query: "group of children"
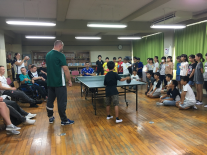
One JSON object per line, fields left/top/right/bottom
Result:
{"left": 146, "top": 53, "right": 207, "bottom": 110}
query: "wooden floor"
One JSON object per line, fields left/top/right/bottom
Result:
{"left": 1, "top": 84, "right": 207, "bottom": 155}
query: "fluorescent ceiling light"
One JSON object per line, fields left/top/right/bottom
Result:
{"left": 6, "top": 20, "right": 56, "bottom": 26}
{"left": 150, "top": 24, "right": 186, "bottom": 29}
{"left": 25, "top": 35, "right": 56, "bottom": 39}
{"left": 75, "top": 36, "right": 101, "bottom": 40}
{"left": 142, "top": 32, "right": 161, "bottom": 38}
{"left": 87, "top": 22, "right": 127, "bottom": 28}
{"left": 187, "top": 20, "right": 207, "bottom": 27}
{"left": 118, "top": 37, "right": 141, "bottom": 40}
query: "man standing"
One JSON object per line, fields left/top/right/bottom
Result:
{"left": 137, "top": 57, "right": 143, "bottom": 81}
{"left": 96, "top": 55, "right": 104, "bottom": 75}
{"left": 46, "top": 40, "right": 74, "bottom": 125}
{"left": 118, "top": 57, "right": 123, "bottom": 74}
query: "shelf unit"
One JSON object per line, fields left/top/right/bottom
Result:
{"left": 32, "top": 51, "right": 96, "bottom": 71}
{"left": 7, "top": 63, "right": 13, "bottom": 80}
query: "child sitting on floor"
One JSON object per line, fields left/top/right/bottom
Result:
{"left": 161, "top": 74, "right": 172, "bottom": 94}
{"left": 157, "top": 80, "right": 180, "bottom": 106}
{"left": 147, "top": 72, "right": 162, "bottom": 98}
{"left": 129, "top": 70, "right": 139, "bottom": 90}
{"left": 104, "top": 61, "right": 130, "bottom": 123}
{"left": 145, "top": 72, "right": 154, "bottom": 95}
{"left": 176, "top": 76, "right": 197, "bottom": 110}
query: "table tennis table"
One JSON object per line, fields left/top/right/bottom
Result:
{"left": 76, "top": 75, "right": 146, "bottom": 115}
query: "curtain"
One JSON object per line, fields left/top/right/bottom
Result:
{"left": 174, "top": 22, "right": 207, "bottom": 58}
{"left": 133, "top": 33, "right": 164, "bottom": 65}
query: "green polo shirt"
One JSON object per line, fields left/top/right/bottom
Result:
{"left": 46, "top": 50, "right": 67, "bottom": 87}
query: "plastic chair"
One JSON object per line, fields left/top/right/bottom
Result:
{"left": 71, "top": 71, "right": 80, "bottom": 82}
{"left": 6, "top": 78, "right": 12, "bottom": 85}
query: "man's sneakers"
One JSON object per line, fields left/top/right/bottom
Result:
{"left": 7, "top": 130, "right": 20, "bottom": 135}
{"left": 6, "top": 124, "right": 21, "bottom": 131}
{"left": 49, "top": 116, "right": 55, "bottom": 124}
{"left": 61, "top": 119, "right": 74, "bottom": 126}
{"left": 116, "top": 119, "right": 123, "bottom": 123}
{"left": 26, "top": 113, "right": 37, "bottom": 119}
{"left": 196, "top": 100, "right": 203, "bottom": 105}
{"left": 24, "top": 118, "right": 36, "bottom": 125}
{"left": 106, "top": 115, "right": 113, "bottom": 120}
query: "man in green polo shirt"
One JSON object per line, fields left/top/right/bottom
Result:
{"left": 46, "top": 40, "right": 74, "bottom": 125}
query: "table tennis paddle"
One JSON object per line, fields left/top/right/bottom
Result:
{"left": 126, "top": 78, "right": 131, "bottom": 84}
{"left": 106, "top": 69, "right": 109, "bottom": 72}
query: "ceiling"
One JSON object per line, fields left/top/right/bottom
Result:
{"left": 0, "top": 0, "right": 207, "bottom": 44}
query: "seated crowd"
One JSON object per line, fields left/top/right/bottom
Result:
{"left": 0, "top": 54, "right": 48, "bottom": 135}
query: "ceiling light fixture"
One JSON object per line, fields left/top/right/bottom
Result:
{"left": 150, "top": 24, "right": 186, "bottom": 29}
{"left": 187, "top": 20, "right": 207, "bottom": 27}
{"left": 87, "top": 22, "right": 127, "bottom": 28}
{"left": 75, "top": 36, "right": 101, "bottom": 40}
{"left": 6, "top": 20, "right": 56, "bottom": 26}
{"left": 142, "top": 32, "right": 161, "bottom": 38}
{"left": 118, "top": 37, "right": 141, "bottom": 40}
{"left": 25, "top": 35, "right": 56, "bottom": 39}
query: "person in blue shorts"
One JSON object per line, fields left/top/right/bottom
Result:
{"left": 176, "top": 56, "right": 181, "bottom": 92}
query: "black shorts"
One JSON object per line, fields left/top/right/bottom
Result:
{"left": 137, "top": 72, "right": 142, "bottom": 78}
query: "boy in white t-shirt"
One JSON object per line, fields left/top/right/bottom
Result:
{"left": 161, "top": 74, "right": 172, "bottom": 94}
{"left": 176, "top": 76, "right": 197, "bottom": 110}
{"left": 121, "top": 58, "right": 131, "bottom": 75}
{"left": 129, "top": 70, "right": 139, "bottom": 90}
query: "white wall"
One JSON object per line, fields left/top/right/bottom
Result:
{"left": 0, "top": 30, "right": 7, "bottom": 77}
{"left": 22, "top": 45, "right": 131, "bottom": 62}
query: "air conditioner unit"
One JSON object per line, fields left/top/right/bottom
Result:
{"left": 152, "top": 11, "right": 192, "bottom": 25}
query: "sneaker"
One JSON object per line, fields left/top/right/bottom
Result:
{"left": 61, "top": 119, "right": 74, "bottom": 125}
{"left": 6, "top": 125, "right": 21, "bottom": 131}
{"left": 7, "top": 130, "right": 20, "bottom": 135}
{"left": 116, "top": 119, "right": 123, "bottom": 123}
{"left": 35, "top": 100, "right": 42, "bottom": 104}
{"left": 106, "top": 116, "right": 113, "bottom": 120}
{"left": 49, "top": 116, "right": 55, "bottom": 124}
{"left": 26, "top": 113, "right": 37, "bottom": 119}
{"left": 24, "top": 118, "right": 36, "bottom": 125}
{"left": 30, "top": 104, "right": 38, "bottom": 108}
{"left": 204, "top": 105, "right": 207, "bottom": 108}
{"left": 193, "top": 105, "right": 198, "bottom": 109}
{"left": 196, "top": 102, "right": 203, "bottom": 105}
{"left": 156, "top": 102, "right": 164, "bottom": 106}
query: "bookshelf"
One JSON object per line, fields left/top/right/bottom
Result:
{"left": 31, "top": 51, "right": 96, "bottom": 71}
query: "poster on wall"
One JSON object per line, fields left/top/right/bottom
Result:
{"left": 164, "top": 46, "right": 172, "bottom": 57}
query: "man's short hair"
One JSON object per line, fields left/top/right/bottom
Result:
{"left": 172, "top": 80, "right": 178, "bottom": 87}
{"left": 21, "top": 67, "right": 25, "bottom": 70}
{"left": 0, "top": 65, "right": 4, "bottom": 68}
{"left": 147, "top": 71, "right": 152, "bottom": 76}
{"left": 154, "top": 72, "right": 160, "bottom": 77}
{"left": 98, "top": 55, "right": 102, "bottom": 58}
{"left": 54, "top": 40, "right": 63, "bottom": 46}
{"left": 118, "top": 57, "right": 122, "bottom": 59}
{"left": 125, "top": 57, "right": 130, "bottom": 61}
{"left": 105, "top": 57, "right": 109, "bottom": 60}
{"left": 133, "top": 56, "right": 137, "bottom": 59}
{"left": 29, "top": 64, "right": 32, "bottom": 66}
{"left": 137, "top": 57, "right": 140, "bottom": 60}
{"left": 181, "top": 76, "right": 189, "bottom": 83}
{"left": 166, "top": 74, "right": 173, "bottom": 79}
{"left": 85, "top": 62, "right": 89, "bottom": 64}
{"left": 107, "top": 61, "right": 115, "bottom": 70}
{"left": 113, "top": 57, "right": 116, "bottom": 60}
{"left": 31, "top": 65, "right": 37, "bottom": 68}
